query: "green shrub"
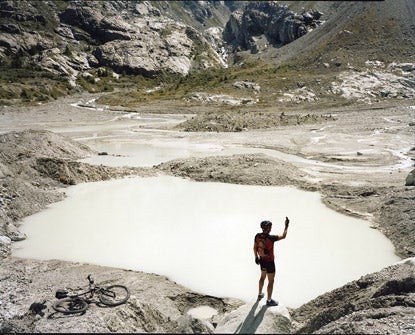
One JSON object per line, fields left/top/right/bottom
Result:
{"left": 20, "top": 88, "right": 34, "bottom": 101}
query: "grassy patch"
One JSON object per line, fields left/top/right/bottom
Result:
{"left": 96, "top": 54, "right": 340, "bottom": 109}
{"left": 0, "top": 65, "right": 72, "bottom": 105}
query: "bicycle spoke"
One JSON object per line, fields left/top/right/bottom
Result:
{"left": 52, "top": 298, "right": 88, "bottom": 314}
{"left": 98, "top": 285, "right": 130, "bottom": 306}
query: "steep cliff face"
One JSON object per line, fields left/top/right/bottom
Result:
{"left": 223, "top": 1, "right": 323, "bottom": 53}
{"left": 0, "top": 0, "right": 231, "bottom": 80}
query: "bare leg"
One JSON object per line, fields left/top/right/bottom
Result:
{"left": 258, "top": 270, "right": 267, "bottom": 295}
{"left": 266, "top": 272, "right": 275, "bottom": 301}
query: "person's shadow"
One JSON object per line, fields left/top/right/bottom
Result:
{"left": 234, "top": 300, "right": 268, "bottom": 334}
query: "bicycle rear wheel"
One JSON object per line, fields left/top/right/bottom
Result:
{"left": 52, "top": 297, "right": 88, "bottom": 314}
{"left": 99, "top": 285, "right": 130, "bottom": 306}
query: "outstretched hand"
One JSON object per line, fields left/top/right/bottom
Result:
{"left": 285, "top": 216, "right": 289, "bottom": 228}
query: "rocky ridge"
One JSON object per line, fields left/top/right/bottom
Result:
{"left": 177, "top": 110, "right": 336, "bottom": 132}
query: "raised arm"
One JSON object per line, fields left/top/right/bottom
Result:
{"left": 279, "top": 217, "right": 289, "bottom": 240}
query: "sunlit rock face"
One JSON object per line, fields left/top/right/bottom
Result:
{"left": 0, "top": 0, "right": 230, "bottom": 78}
{"left": 0, "top": 1, "right": 323, "bottom": 78}
{"left": 57, "top": 1, "right": 224, "bottom": 76}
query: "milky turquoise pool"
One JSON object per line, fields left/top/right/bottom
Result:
{"left": 13, "top": 175, "right": 400, "bottom": 308}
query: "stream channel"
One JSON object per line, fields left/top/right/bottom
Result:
{"left": 13, "top": 104, "right": 401, "bottom": 308}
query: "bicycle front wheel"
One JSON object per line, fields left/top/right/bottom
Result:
{"left": 52, "top": 298, "right": 88, "bottom": 314}
{"left": 99, "top": 285, "right": 130, "bottom": 306}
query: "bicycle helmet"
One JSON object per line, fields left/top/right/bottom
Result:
{"left": 260, "top": 220, "right": 272, "bottom": 229}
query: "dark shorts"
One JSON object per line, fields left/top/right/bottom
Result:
{"left": 259, "top": 259, "right": 275, "bottom": 273}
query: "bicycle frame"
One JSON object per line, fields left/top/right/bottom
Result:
{"left": 56, "top": 275, "right": 99, "bottom": 301}
{"left": 53, "top": 274, "right": 130, "bottom": 314}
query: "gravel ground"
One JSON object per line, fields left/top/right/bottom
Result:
{"left": 0, "top": 94, "right": 414, "bottom": 333}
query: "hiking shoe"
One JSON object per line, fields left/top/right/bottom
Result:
{"left": 266, "top": 299, "right": 279, "bottom": 306}
{"left": 257, "top": 293, "right": 264, "bottom": 300}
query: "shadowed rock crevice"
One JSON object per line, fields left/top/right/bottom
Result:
{"left": 224, "top": 1, "right": 323, "bottom": 53}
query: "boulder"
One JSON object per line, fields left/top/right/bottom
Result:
{"left": 0, "top": 162, "right": 11, "bottom": 179}
{"left": 214, "top": 302, "right": 291, "bottom": 334}
{"left": 233, "top": 81, "right": 261, "bottom": 92}
{"left": 405, "top": 169, "right": 415, "bottom": 186}
{"left": 5, "top": 223, "right": 26, "bottom": 241}
{"left": 177, "top": 314, "right": 214, "bottom": 333}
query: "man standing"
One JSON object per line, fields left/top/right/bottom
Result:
{"left": 253, "top": 217, "right": 289, "bottom": 306}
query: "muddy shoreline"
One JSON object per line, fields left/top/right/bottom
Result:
{"left": 0, "top": 94, "right": 414, "bottom": 333}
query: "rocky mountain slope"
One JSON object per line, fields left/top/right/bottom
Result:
{"left": 231, "top": 0, "right": 415, "bottom": 68}
{"left": 0, "top": 0, "right": 326, "bottom": 80}
{"left": 1, "top": 0, "right": 413, "bottom": 107}
{"left": 0, "top": 0, "right": 239, "bottom": 79}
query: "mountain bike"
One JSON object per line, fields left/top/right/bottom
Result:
{"left": 52, "top": 274, "right": 130, "bottom": 314}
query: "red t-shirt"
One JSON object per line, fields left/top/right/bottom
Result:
{"left": 254, "top": 233, "right": 280, "bottom": 261}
